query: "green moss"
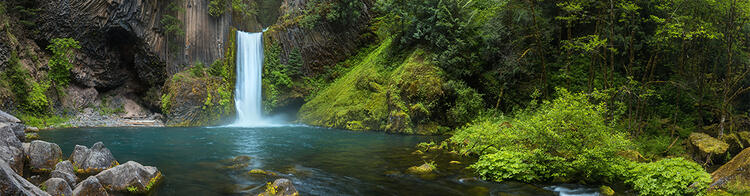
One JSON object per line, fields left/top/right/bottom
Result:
{"left": 161, "top": 29, "right": 236, "bottom": 127}
{"left": 298, "top": 39, "right": 393, "bottom": 129}
{"left": 690, "top": 132, "right": 729, "bottom": 154}
{"left": 600, "top": 186, "right": 615, "bottom": 196}
{"left": 18, "top": 114, "right": 69, "bottom": 129}
{"left": 298, "top": 39, "right": 446, "bottom": 134}
{"left": 406, "top": 162, "right": 436, "bottom": 175}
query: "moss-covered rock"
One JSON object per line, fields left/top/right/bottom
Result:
{"left": 690, "top": 132, "right": 729, "bottom": 154}
{"left": 711, "top": 147, "right": 750, "bottom": 194}
{"left": 599, "top": 185, "right": 615, "bottom": 196}
{"left": 161, "top": 30, "right": 237, "bottom": 127}
{"left": 406, "top": 163, "right": 435, "bottom": 175}
{"left": 297, "top": 39, "right": 448, "bottom": 134}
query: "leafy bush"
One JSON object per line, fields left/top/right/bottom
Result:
{"left": 627, "top": 158, "right": 711, "bottom": 196}
{"left": 47, "top": 38, "right": 80, "bottom": 93}
{"left": 452, "top": 88, "right": 633, "bottom": 183}
{"left": 300, "top": 0, "right": 362, "bottom": 29}
{"left": 445, "top": 81, "right": 483, "bottom": 126}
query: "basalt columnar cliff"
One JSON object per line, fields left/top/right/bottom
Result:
{"left": 0, "top": 0, "right": 374, "bottom": 127}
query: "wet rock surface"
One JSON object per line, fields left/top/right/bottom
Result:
{"left": 0, "top": 159, "right": 49, "bottom": 196}
{"left": 257, "top": 178, "right": 299, "bottom": 196}
{"left": 28, "top": 140, "right": 63, "bottom": 172}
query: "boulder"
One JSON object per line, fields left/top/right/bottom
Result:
{"left": 95, "top": 161, "right": 162, "bottom": 193}
{"left": 0, "top": 110, "right": 21, "bottom": 123}
{"left": 8, "top": 123, "right": 25, "bottom": 142}
{"left": 69, "top": 145, "right": 90, "bottom": 168}
{"left": 69, "top": 142, "right": 118, "bottom": 174}
{"left": 28, "top": 140, "right": 63, "bottom": 172}
{"left": 0, "top": 122, "right": 24, "bottom": 175}
{"left": 711, "top": 147, "right": 750, "bottom": 193}
{"left": 0, "top": 159, "right": 49, "bottom": 196}
{"left": 257, "top": 178, "right": 298, "bottom": 196}
{"left": 72, "top": 176, "right": 108, "bottom": 196}
{"left": 25, "top": 126, "right": 40, "bottom": 132}
{"left": 50, "top": 161, "right": 78, "bottom": 188}
{"left": 42, "top": 178, "right": 73, "bottom": 196}
{"left": 690, "top": 132, "right": 729, "bottom": 154}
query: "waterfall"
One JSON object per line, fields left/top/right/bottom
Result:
{"left": 232, "top": 31, "right": 264, "bottom": 126}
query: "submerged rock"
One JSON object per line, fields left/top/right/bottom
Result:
{"left": 50, "top": 161, "right": 78, "bottom": 188}
{"left": 711, "top": 147, "right": 750, "bottom": 193}
{"left": 72, "top": 176, "right": 108, "bottom": 196}
{"left": 69, "top": 142, "right": 118, "bottom": 174}
{"left": 222, "top": 155, "right": 252, "bottom": 170}
{"left": 95, "top": 161, "right": 162, "bottom": 193}
{"left": 248, "top": 169, "right": 278, "bottom": 176}
{"left": 28, "top": 140, "right": 63, "bottom": 172}
{"left": 43, "top": 178, "right": 73, "bottom": 196}
{"left": 257, "top": 178, "right": 298, "bottom": 196}
{"left": 0, "top": 159, "right": 49, "bottom": 196}
{"left": 0, "top": 122, "right": 24, "bottom": 175}
{"left": 690, "top": 132, "right": 729, "bottom": 154}
{"left": 406, "top": 163, "right": 435, "bottom": 175}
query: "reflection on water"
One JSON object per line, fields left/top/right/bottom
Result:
{"left": 40, "top": 126, "right": 601, "bottom": 196}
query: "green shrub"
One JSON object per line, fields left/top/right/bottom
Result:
{"left": 445, "top": 81, "right": 483, "bottom": 126}
{"left": 208, "top": 0, "right": 227, "bottom": 17}
{"left": 453, "top": 88, "right": 632, "bottom": 183}
{"left": 24, "top": 81, "right": 50, "bottom": 113}
{"left": 47, "top": 38, "right": 81, "bottom": 93}
{"left": 471, "top": 149, "right": 560, "bottom": 182}
{"left": 627, "top": 158, "right": 711, "bottom": 196}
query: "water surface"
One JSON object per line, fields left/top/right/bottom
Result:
{"left": 40, "top": 126, "right": 598, "bottom": 195}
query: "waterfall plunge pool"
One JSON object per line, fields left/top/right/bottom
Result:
{"left": 39, "top": 126, "right": 603, "bottom": 195}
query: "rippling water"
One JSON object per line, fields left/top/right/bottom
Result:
{"left": 39, "top": 126, "right": 601, "bottom": 196}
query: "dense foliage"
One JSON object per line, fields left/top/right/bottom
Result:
{"left": 46, "top": 38, "right": 80, "bottom": 93}
{"left": 626, "top": 158, "right": 712, "bottom": 196}
{"left": 454, "top": 89, "right": 632, "bottom": 183}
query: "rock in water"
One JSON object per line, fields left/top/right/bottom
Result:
{"left": 711, "top": 147, "right": 750, "bottom": 192}
{"left": 28, "top": 140, "right": 63, "bottom": 172}
{"left": 406, "top": 163, "right": 435, "bottom": 175}
{"left": 43, "top": 178, "right": 73, "bottom": 196}
{"left": 95, "top": 161, "right": 162, "bottom": 193}
{"left": 0, "top": 122, "right": 24, "bottom": 175}
{"left": 72, "top": 176, "right": 108, "bottom": 196}
{"left": 0, "top": 159, "right": 49, "bottom": 196}
{"left": 257, "top": 178, "right": 299, "bottom": 196}
{"left": 69, "top": 142, "right": 118, "bottom": 174}
{"left": 50, "top": 161, "right": 78, "bottom": 188}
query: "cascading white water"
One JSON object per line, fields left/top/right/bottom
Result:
{"left": 232, "top": 31, "right": 264, "bottom": 126}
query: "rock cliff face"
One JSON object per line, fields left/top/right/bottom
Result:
{"left": 1, "top": 0, "right": 280, "bottom": 125}
{"left": 265, "top": 0, "right": 375, "bottom": 74}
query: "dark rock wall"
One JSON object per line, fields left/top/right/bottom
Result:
{"left": 28, "top": 0, "right": 273, "bottom": 114}
{"left": 265, "top": 0, "right": 375, "bottom": 75}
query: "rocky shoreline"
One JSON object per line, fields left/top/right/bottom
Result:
{"left": 0, "top": 111, "right": 163, "bottom": 195}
